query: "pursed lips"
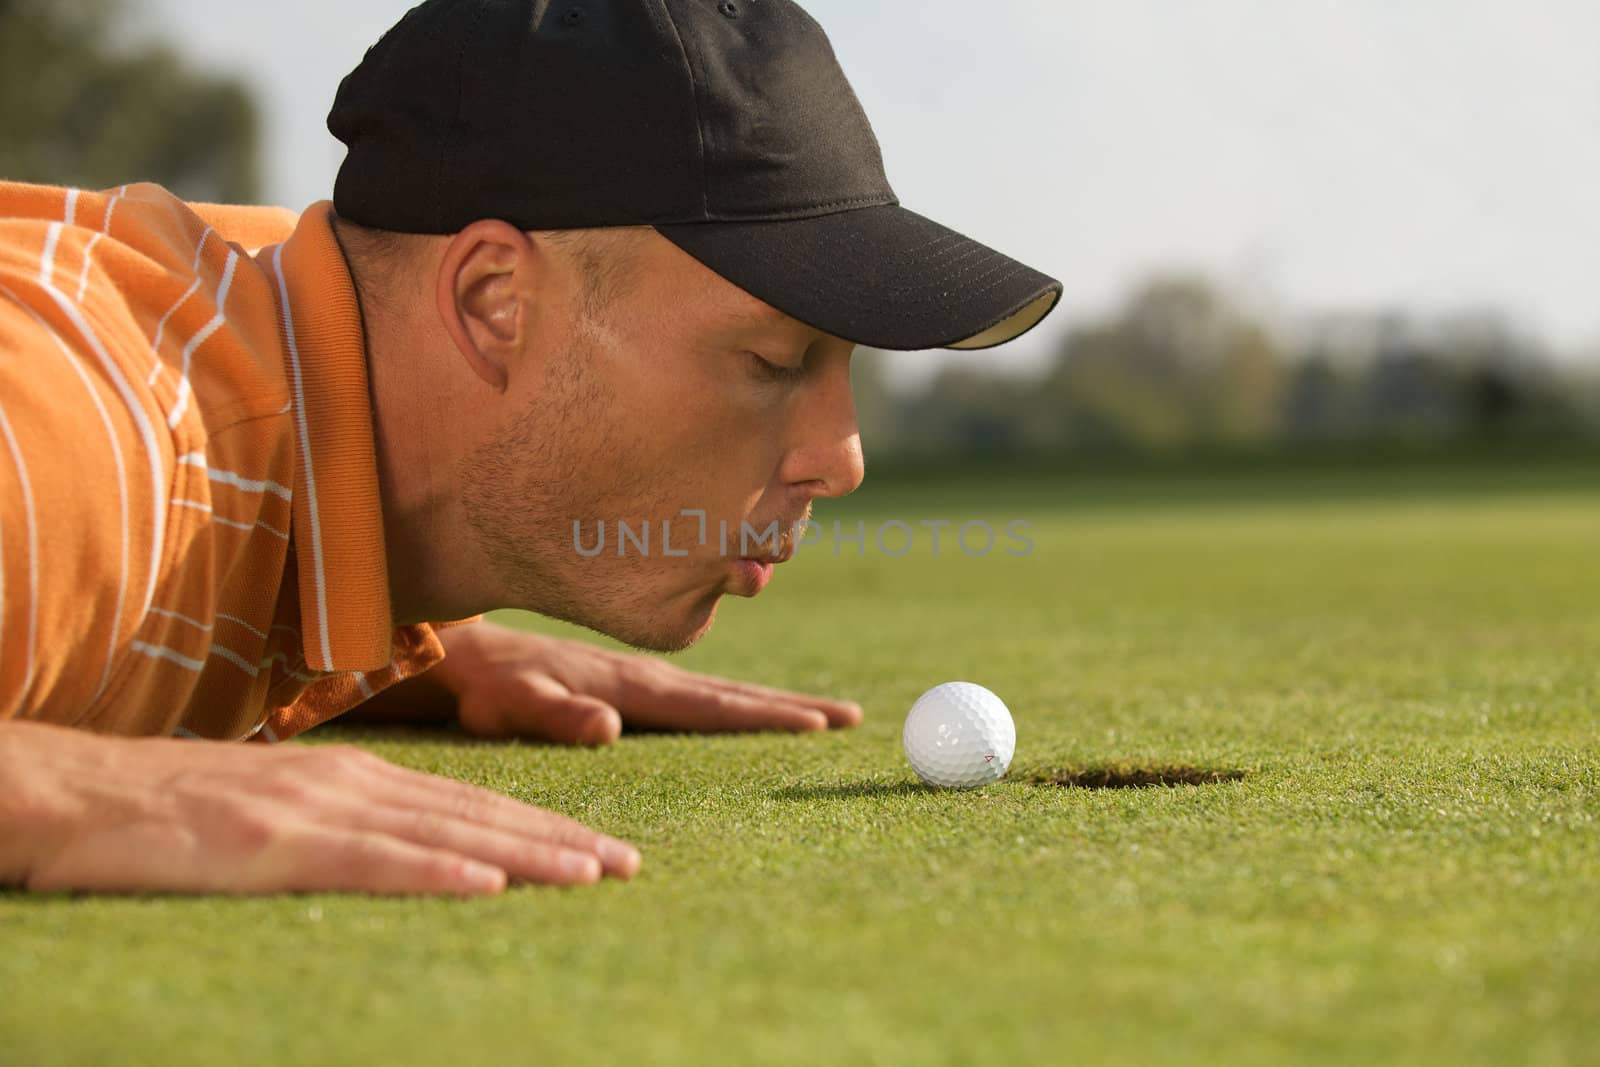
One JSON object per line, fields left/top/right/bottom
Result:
{"left": 736, "top": 512, "right": 808, "bottom": 565}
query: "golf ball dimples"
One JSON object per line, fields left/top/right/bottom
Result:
{"left": 902, "top": 682, "right": 1016, "bottom": 789}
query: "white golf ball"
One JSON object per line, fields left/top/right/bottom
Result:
{"left": 902, "top": 682, "right": 1016, "bottom": 789}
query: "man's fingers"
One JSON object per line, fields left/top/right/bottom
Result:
{"left": 349, "top": 754, "right": 641, "bottom": 879}
{"left": 514, "top": 680, "right": 624, "bottom": 747}
{"left": 458, "top": 676, "right": 623, "bottom": 746}
{"left": 699, "top": 674, "right": 864, "bottom": 728}
{"left": 24, "top": 819, "right": 511, "bottom": 898}
{"left": 622, "top": 677, "right": 830, "bottom": 734}
{"left": 334, "top": 807, "right": 605, "bottom": 886}
{"left": 619, "top": 662, "right": 856, "bottom": 731}
{"left": 267, "top": 824, "right": 510, "bottom": 897}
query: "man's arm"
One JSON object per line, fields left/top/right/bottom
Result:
{"left": 0, "top": 719, "right": 639, "bottom": 894}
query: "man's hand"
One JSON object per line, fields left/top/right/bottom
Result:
{"left": 415, "top": 622, "right": 864, "bottom": 745}
{"left": 0, "top": 720, "right": 639, "bottom": 895}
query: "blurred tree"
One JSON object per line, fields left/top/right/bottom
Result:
{"left": 0, "top": 0, "right": 261, "bottom": 202}
{"left": 1282, "top": 351, "right": 1366, "bottom": 443}
{"left": 1573, "top": 365, "right": 1600, "bottom": 436}
{"left": 1434, "top": 312, "right": 1574, "bottom": 439}
{"left": 1294, "top": 310, "right": 1582, "bottom": 445}
{"left": 850, "top": 349, "right": 901, "bottom": 458}
{"left": 1042, "top": 277, "right": 1288, "bottom": 453}
{"left": 1364, "top": 319, "right": 1459, "bottom": 442}
{"left": 850, "top": 289, "right": 1595, "bottom": 462}
{"left": 903, "top": 367, "right": 1034, "bottom": 457}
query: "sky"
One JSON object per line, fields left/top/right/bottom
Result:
{"left": 136, "top": 0, "right": 1600, "bottom": 382}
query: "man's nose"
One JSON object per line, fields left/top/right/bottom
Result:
{"left": 780, "top": 348, "right": 865, "bottom": 500}
{"left": 808, "top": 429, "right": 865, "bottom": 501}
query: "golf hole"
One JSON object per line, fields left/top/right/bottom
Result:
{"left": 1025, "top": 762, "right": 1247, "bottom": 790}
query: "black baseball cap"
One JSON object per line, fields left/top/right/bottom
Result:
{"left": 328, "top": 0, "right": 1061, "bottom": 352}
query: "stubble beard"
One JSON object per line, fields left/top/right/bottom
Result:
{"left": 457, "top": 342, "right": 719, "bottom": 654}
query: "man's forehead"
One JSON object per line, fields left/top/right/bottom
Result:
{"left": 639, "top": 230, "right": 806, "bottom": 332}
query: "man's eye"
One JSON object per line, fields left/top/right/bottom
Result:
{"left": 747, "top": 352, "right": 807, "bottom": 383}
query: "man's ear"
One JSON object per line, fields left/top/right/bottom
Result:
{"left": 436, "top": 219, "right": 539, "bottom": 391}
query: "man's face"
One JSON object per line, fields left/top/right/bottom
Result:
{"left": 460, "top": 230, "right": 865, "bottom": 651}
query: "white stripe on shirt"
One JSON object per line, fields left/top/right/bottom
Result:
{"left": 74, "top": 233, "right": 103, "bottom": 304}
{"left": 75, "top": 186, "right": 127, "bottom": 305}
{"left": 217, "top": 613, "right": 268, "bottom": 640}
{"left": 180, "top": 452, "right": 293, "bottom": 501}
{"left": 171, "top": 496, "right": 289, "bottom": 540}
{"left": 150, "top": 608, "right": 270, "bottom": 642}
{"left": 131, "top": 640, "right": 205, "bottom": 672}
{"left": 210, "top": 644, "right": 260, "bottom": 677}
{"left": 271, "top": 244, "right": 334, "bottom": 667}
{"left": 149, "top": 227, "right": 213, "bottom": 385}
{"left": 39, "top": 224, "right": 61, "bottom": 288}
{"left": 168, "top": 249, "right": 239, "bottom": 429}
{"left": 212, "top": 513, "right": 289, "bottom": 540}
{"left": 149, "top": 606, "right": 212, "bottom": 632}
{"left": 132, "top": 639, "right": 261, "bottom": 678}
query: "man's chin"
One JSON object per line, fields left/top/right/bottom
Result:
{"left": 595, "top": 594, "right": 722, "bottom": 654}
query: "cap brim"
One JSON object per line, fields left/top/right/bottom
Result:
{"left": 655, "top": 205, "right": 1061, "bottom": 352}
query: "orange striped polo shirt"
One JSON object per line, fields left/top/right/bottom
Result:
{"left": 0, "top": 180, "right": 459, "bottom": 741}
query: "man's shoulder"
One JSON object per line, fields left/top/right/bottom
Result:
{"left": 0, "top": 180, "right": 300, "bottom": 260}
{"left": 184, "top": 200, "right": 299, "bottom": 256}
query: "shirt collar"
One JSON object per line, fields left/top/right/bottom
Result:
{"left": 268, "top": 201, "right": 396, "bottom": 672}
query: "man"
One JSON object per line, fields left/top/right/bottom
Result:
{"left": 0, "top": 0, "right": 1060, "bottom": 895}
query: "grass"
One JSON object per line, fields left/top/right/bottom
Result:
{"left": 3, "top": 459, "right": 1598, "bottom": 1065}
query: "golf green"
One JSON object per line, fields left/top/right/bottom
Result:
{"left": 4, "top": 460, "right": 1597, "bottom": 1065}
